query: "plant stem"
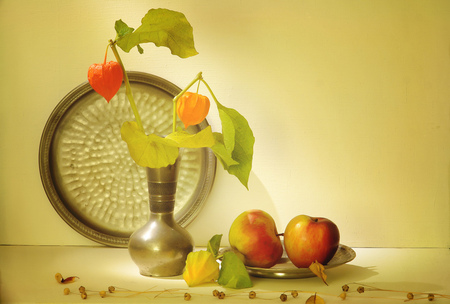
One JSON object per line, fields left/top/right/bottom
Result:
{"left": 109, "top": 40, "right": 144, "bottom": 133}
{"left": 200, "top": 78, "right": 222, "bottom": 107}
{"left": 172, "top": 71, "right": 203, "bottom": 133}
{"left": 103, "top": 44, "right": 109, "bottom": 65}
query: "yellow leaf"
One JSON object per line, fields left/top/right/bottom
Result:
{"left": 165, "top": 126, "right": 215, "bottom": 148}
{"left": 309, "top": 261, "right": 328, "bottom": 285}
{"left": 120, "top": 121, "right": 179, "bottom": 168}
{"left": 305, "top": 293, "right": 325, "bottom": 304}
{"left": 183, "top": 251, "right": 219, "bottom": 287}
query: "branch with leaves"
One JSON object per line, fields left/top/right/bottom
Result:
{"left": 88, "top": 8, "right": 255, "bottom": 188}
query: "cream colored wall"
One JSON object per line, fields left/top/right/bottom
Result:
{"left": 0, "top": 0, "right": 449, "bottom": 248}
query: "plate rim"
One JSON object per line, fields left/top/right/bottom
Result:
{"left": 242, "top": 244, "right": 356, "bottom": 279}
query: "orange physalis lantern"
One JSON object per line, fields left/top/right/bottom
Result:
{"left": 177, "top": 92, "right": 210, "bottom": 128}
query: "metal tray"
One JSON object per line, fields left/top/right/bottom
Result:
{"left": 246, "top": 244, "right": 356, "bottom": 279}
{"left": 39, "top": 72, "right": 216, "bottom": 247}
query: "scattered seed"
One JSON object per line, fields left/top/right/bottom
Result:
{"left": 80, "top": 292, "right": 87, "bottom": 299}
{"left": 213, "top": 289, "right": 220, "bottom": 297}
{"left": 55, "top": 273, "right": 78, "bottom": 284}
{"left": 63, "top": 288, "right": 70, "bottom": 295}
{"left": 357, "top": 286, "right": 365, "bottom": 293}
{"left": 428, "top": 294, "right": 435, "bottom": 301}
{"left": 99, "top": 290, "right": 107, "bottom": 298}
{"left": 184, "top": 292, "right": 191, "bottom": 301}
{"left": 407, "top": 292, "right": 414, "bottom": 300}
{"left": 79, "top": 286, "right": 86, "bottom": 293}
{"left": 249, "top": 291, "right": 256, "bottom": 299}
{"left": 108, "top": 286, "right": 115, "bottom": 293}
{"left": 291, "top": 290, "right": 298, "bottom": 298}
{"left": 342, "top": 284, "right": 349, "bottom": 292}
{"left": 218, "top": 292, "right": 226, "bottom": 299}
{"left": 280, "top": 293, "right": 288, "bottom": 302}
{"left": 339, "top": 292, "right": 347, "bottom": 300}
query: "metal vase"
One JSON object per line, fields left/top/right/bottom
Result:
{"left": 128, "top": 156, "right": 194, "bottom": 277}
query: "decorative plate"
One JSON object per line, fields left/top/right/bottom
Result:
{"left": 222, "top": 244, "right": 356, "bottom": 279}
{"left": 39, "top": 72, "right": 216, "bottom": 247}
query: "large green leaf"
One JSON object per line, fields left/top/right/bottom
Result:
{"left": 120, "top": 121, "right": 179, "bottom": 168}
{"left": 115, "top": 8, "right": 198, "bottom": 58}
{"left": 211, "top": 102, "right": 255, "bottom": 189}
{"left": 218, "top": 251, "right": 253, "bottom": 289}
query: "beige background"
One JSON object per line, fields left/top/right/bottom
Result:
{"left": 0, "top": 0, "right": 449, "bottom": 248}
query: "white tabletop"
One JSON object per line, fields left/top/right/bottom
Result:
{"left": 0, "top": 246, "right": 449, "bottom": 303}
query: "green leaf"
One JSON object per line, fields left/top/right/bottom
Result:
{"left": 211, "top": 133, "right": 239, "bottom": 170}
{"left": 116, "top": 8, "right": 198, "bottom": 58}
{"left": 218, "top": 251, "right": 252, "bottom": 289}
{"left": 218, "top": 108, "right": 235, "bottom": 153}
{"left": 212, "top": 101, "right": 255, "bottom": 189}
{"left": 120, "top": 121, "right": 179, "bottom": 168}
{"left": 165, "top": 126, "right": 215, "bottom": 148}
{"left": 114, "top": 19, "right": 134, "bottom": 39}
{"left": 207, "top": 234, "right": 222, "bottom": 258}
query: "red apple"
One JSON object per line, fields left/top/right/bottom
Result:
{"left": 229, "top": 209, "right": 283, "bottom": 268}
{"left": 283, "top": 215, "right": 340, "bottom": 268}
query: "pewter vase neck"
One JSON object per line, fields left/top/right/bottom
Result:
{"left": 146, "top": 159, "right": 180, "bottom": 214}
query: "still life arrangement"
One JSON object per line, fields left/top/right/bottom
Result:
{"left": 84, "top": 7, "right": 348, "bottom": 291}
{"left": 48, "top": 8, "right": 450, "bottom": 304}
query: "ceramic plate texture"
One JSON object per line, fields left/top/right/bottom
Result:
{"left": 39, "top": 72, "right": 216, "bottom": 247}
{"left": 222, "top": 244, "right": 356, "bottom": 279}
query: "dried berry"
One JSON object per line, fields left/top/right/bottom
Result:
{"left": 99, "top": 291, "right": 107, "bottom": 298}
{"left": 108, "top": 286, "right": 116, "bottom": 293}
{"left": 249, "top": 291, "right": 256, "bottom": 299}
{"left": 342, "top": 284, "right": 349, "bottom": 292}
{"left": 213, "top": 289, "right": 220, "bottom": 297}
{"left": 218, "top": 292, "right": 226, "bottom": 299}
{"left": 280, "top": 293, "right": 288, "bottom": 302}
{"left": 428, "top": 293, "right": 435, "bottom": 301}
{"left": 407, "top": 292, "right": 414, "bottom": 300}
{"left": 291, "top": 290, "right": 298, "bottom": 298}
{"left": 184, "top": 293, "right": 192, "bottom": 301}
{"left": 357, "top": 286, "right": 365, "bottom": 293}
{"left": 63, "top": 288, "right": 70, "bottom": 295}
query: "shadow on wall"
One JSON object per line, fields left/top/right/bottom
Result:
{"left": 186, "top": 169, "right": 279, "bottom": 247}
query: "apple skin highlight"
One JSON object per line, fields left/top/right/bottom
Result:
{"left": 283, "top": 215, "right": 340, "bottom": 268}
{"left": 229, "top": 209, "right": 283, "bottom": 268}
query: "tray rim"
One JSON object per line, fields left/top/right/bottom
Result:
{"left": 38, "top": 72, "right": 217, "bottom": 247}
{"left": 226, "top": 244, "right": 356, "bottom": 279}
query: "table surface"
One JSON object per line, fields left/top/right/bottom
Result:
{"left": 0, "top": 246, "right": 449, "bottom": 303}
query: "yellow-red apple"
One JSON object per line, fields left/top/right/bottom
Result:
{"left": 284, "top": 215, "right": 340, "bottom": 268}
{"left": 228, "top": 209, "right": 283, "bottom": 268}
